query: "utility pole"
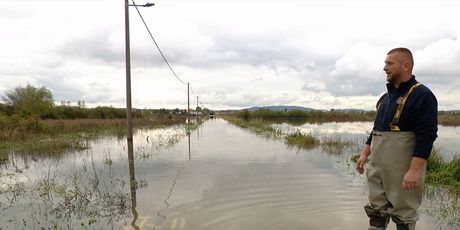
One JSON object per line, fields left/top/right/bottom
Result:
{"left": 187, "top": 82, "right": 190, "bottom": 114}
{"left": 125, "top": 0, "right": 133, "bottom": 147}
{"left": 196, "top": 96, "right": 199, "bottom": 109}
{"left": 125, "top": 1, "right": 153, "bottom": 158}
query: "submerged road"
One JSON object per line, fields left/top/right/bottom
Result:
{"left": 130, "top": 119, "right": 444, "bottom": 230}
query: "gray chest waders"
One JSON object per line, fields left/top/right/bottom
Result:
{"left": 365, "top": 131, "right": 425, "bottom": 229}
{"left": 365, "top": 83, "right": 425, "bottom": 230}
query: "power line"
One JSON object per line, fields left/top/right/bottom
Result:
{"left": 131, "top": 0, "right": 202, "bottom": 107}
{"left": 189, "top": 84, "right": 197, "bottom": 98}
{"left": 132, "top": 0, "right": 187, "bottom": 86}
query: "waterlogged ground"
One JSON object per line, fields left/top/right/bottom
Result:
{"left": 0, "top": 119, "right": 458, "bottom": 229}
{"left": 277, "top": 121, "right": 460, "bottom": 160}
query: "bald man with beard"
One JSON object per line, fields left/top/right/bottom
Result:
{"left": 356, "top": 48, "right": 438, "bottom": 230}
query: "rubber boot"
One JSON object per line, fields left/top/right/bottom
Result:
{"left": 365, "top": 206, "right": 390, "bottom": 230}
{"left": 368, "top": 216, "right": 390, "bottom": 230}
{"left": 392, "top": 216, "right": 416, "bottom": 230}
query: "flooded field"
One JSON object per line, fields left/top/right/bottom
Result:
{"left": 277, "top": 121, "right": 460, "bottom": 160}
{"left": 0, "top": 118, "right": 458, "bottom": 229}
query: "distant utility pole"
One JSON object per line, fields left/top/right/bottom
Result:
{"left": 196, "top": 96, "right": 199, "bottom": 109}
{"left": 187, "top": 82, "right": 190, "bottom": 114}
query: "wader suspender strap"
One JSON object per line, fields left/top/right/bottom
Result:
{"left": 389, "top": 82, "right": 422, "bottom": 131}
{"left": 376, "top": 94, "right": 387, "bottom": 111}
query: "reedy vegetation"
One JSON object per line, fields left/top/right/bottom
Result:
{"left": 224, "top": 114, "right": 460, "bottom": 191}
{"left": 236, "top": 108, "right": 460, "bottom": 126}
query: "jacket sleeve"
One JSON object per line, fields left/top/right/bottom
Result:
{"left": 412, "top": 91, "right": 438, "bottom": 159}
{"left": 366, "top": 93, "right": 386, "bottom": 146}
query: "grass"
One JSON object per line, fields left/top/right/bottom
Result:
{"left": 224, "top": 116, "right": 282, "bottom": 139}
{"left": 0, "top": 116, "right": 186, "bottom": 161}
{"left": 224, "top": 115, "right": 360, "bottom": 155}
{"left": 225, "top": 115, "right": 358, "bottom": 153}
{"left": 0, "top": 156, "right": 133, "bottom": 228}
{"left": 233, "top": 109, "right": 460, "bottom": 126}
{"left": 350, "top": 148, "right": 460, "bottom": 191}
{"left": 226, "top": 115, "right": 460, "bottom": 225}
{"left": 426, "top": 149, "right": 460, "bottom": 192}
{"left": 438, "top": 113, "right": 460, "bottom": 126}
{"left": 235, "top": 109, "right": 376, "bottom": 123}
{"left": 284, "top": 131, "right": 319, "bottom": 150}
{"left": 225, "top": 115, "right": 460, "bottom": 192}
{"left": 320, "top": 136, "right": 356, "bottom": 155}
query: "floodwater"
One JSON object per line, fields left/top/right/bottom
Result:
{"left": 0, "top": 119, "right": 458, "bottom": 229}
{"left": 277, "top": 121, "right": 460, "bottom": 160}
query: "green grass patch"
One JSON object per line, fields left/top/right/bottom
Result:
{"left": 234, "top": 109, "right": 376, "bottom": 123}
{"left": 426, "top": 149, "right": 460, "bottom": 191}
{"left": 285, "top": 131, "right": 319, "bottom": 150}
{"left": 438, "top": 112, "right": 460, "bottom": 126}
{"left": 225, "top": 115, "right": 358, "bottom": 153}
{"left": 233, "top": 109, "right": 460, "bottom": 126}
{"left": 224, "top": 116, "right": 282, "bottom": 139}
{"left": 320, "top": 136, "right": 355, "bottom": 155}
{"left": 0, "top": 116, "right": 186, "bottom": 159}
{"left": 350, "top": 148, "right": 460, "bottom": 191}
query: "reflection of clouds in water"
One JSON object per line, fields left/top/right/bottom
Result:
{"left": 0, "top": 126, "right": 188, "bottom": 187}
{"left": 433, "top": 125, "right": 460, "bottom": 159}
{"left": 279, "top": 122, "right": 460, "bottom": 159}
{"left": 278, "top": 122, "right": 373, "bottom": 136}
{"left": 1, "top": 119, "right": 457, "bottom": 229}
{"left": 300, "top": 122, "right": 373, "bottom": 134}
{"left": 86, "top": 126, "right": 186, "bottom": 162}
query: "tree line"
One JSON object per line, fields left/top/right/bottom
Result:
{"left": 0, "top": 84, "right": 188, "bottom": 120}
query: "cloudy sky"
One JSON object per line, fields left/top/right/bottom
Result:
{"left": 1, "top": 0, "right": 459, "bottom": 110}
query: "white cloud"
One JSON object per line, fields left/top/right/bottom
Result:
{"left": 1, "top": 1, "right": 460, "bottom": 110}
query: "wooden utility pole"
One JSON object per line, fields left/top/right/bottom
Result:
{"left": 187, "top": 82, "right": 190, "bottom": 114}
{"left": 125, "top": 0, "right": 133, "bottom": 148}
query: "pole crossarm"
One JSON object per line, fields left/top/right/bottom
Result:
{"left": 129, "top": 3, "right": 154, "bottom": 7}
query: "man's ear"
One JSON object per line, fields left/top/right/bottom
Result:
{"left": 402, "top": 61, "right": 411, "bottom": 71}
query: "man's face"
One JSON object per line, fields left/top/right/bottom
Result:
{"left": 383, "top": 53, "right": 403, "bottom": 84}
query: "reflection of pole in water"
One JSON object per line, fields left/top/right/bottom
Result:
{"left": 128, "top": 137, "right": 140, "bottom": 230}
{"left": 188, "top": 132, "right": 191, "bottom": 161}
{"left": 196, "top": 123, "right": 200, "bottom": 142}
{"left": 154, "top": 164, "right": 185, "bottom": 230}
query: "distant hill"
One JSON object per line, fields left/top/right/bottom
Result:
{"left": 331, "top": 108, "right": 367, "bottom": 113}
{"left": 245, "top": 105, "right": 316, "bottom": 112}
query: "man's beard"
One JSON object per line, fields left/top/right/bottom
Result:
{"left": 386, "top": 72, "right": 399, "bottom": 85}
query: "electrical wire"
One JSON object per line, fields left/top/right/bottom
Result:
{"left": 189, "top": 84, "right": 197, "bottom": 98}
{"left": 131, "top": 0, "right": 201, "bottom": 105}
{"left": 132, "top": 0, "right": 187, "bottom": 86}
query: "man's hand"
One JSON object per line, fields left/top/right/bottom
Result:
{"left": 356, "top": 145, "right": 370, "bottom": 174}
{"left": 402, "top": 157, "right": 427, "bottom": 190}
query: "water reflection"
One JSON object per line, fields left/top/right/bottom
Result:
{"left": 128, "top": 123, "right": 193, "bottom": 229}
{"left": 128, "top": 136, "right": 139, "bottom": 230}
{"left": 153, "top": 163, "right": 186, "bottom": 230}
{"left": 0, "top": 119, "right": 458, "bottom": 229}
{"left": 278, "top": 121, "right": 460, "bottom": 159}
{"left": 188, "top": 132, "right": 191, "bottom": 161}
{"left": 0, "top": 125, "right": 187, "bottom": 228}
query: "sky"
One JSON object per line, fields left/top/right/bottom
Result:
{"left": 1, "top": 0, "right": 459, "bottom": 110}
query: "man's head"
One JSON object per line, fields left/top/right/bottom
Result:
{"left": 384, "top": 47, "right": 414, "bottom": 86}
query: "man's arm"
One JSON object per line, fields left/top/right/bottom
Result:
{"left": 356, "top": 144, "right": 370, "bottom": 174}
{"left": 412, "top": 91, "right": 438, "bottom": 159}
{"left": 402, "top": 90, "right": 437, "bottom": 189}
{"left": 402, "top": 157, "right": 427, "bottom": 190}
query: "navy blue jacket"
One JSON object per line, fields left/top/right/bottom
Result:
{"left": 366, "top": 76, "right": 438, "bottom": 160}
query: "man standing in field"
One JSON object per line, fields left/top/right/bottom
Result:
{"left": 356, "top": 47, "right": 438, "bottom": 230}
